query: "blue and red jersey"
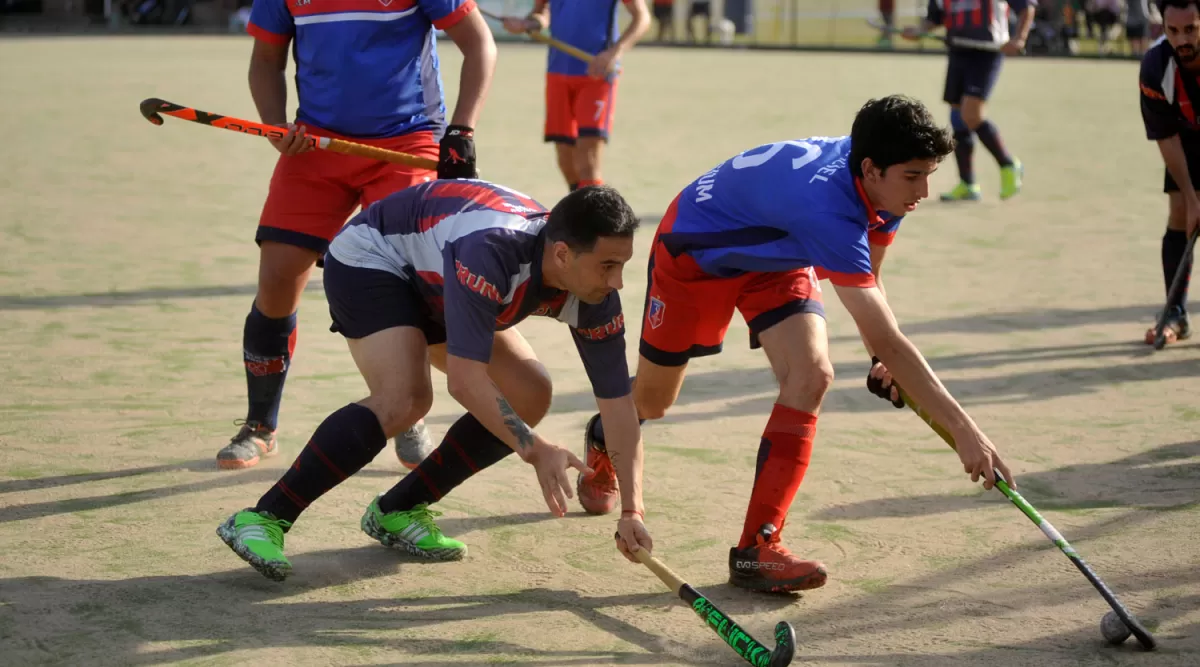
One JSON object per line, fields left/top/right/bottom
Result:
{"left": 925, "top": 0, "right": 1033, "bottom": 46}
{"left": 327, "top": 180, "right": 630, "bottom": 398}
{"left": 247, "top": 0, "right": 476, "bottom": 138}
{"left": 659, "top": 136, "right": 902, "bottom": 289}
{"left": 544, "top": 0, "right": 632, "bottom": 77}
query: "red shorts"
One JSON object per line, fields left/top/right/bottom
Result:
{"left": 639, "top": 195, "right": 826, "bottom": 367}
{"left": 256, "top": 125, "right": 439, "bottom": 252}
{"left": 544, "top": 73, "right": 618, "bottom": 144}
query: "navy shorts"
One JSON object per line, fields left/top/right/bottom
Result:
{"left": 1164, "top": 132, "right": 1200, "bottom": 193}
{"left": 943, "top": 48, "right": 1004, "bottom": 104}
{"left": 322, "top": 253, "right": 448, "bottom": 344}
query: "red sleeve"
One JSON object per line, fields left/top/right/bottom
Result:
{"left": 431, "top": 0, "right": 477, "bottom": 30}
{"left": 867, "top": 229, "right": 897, "bottom": 246}
{"left": 818, "top": 269, "right": 877, "bottom": 288}
{"left": 247, "top": 22, "right": 291, "bottom": 46}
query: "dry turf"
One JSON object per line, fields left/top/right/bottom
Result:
{"left": 1, "top": 37, "right": 1198, "bottom": 666}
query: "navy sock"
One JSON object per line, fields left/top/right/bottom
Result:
{"left": 378, "top": 413, "right": 514, "bottom": 513}
{"left": 587, "top": 414, "right": 648, "bottom": 451}
{"left": 256, "top": 403, "right": 385, "bottom": 525}
{"left": 243, "top": 304, "right": 297, "bottom": 430}
{"left": 569, "top": 182, "right": 579, "bottom": 192}
{"left": 950, "top": 109, "right": 975, "bottom": 185}
{"left": 1162, "top": 228, "right": 1192, "bottom": 312}
{"left": 974, "top": 120, "right": 1013, "bottom": 167}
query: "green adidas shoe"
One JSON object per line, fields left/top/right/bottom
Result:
{"left": 940, "top": 181, "right": 983, "bottom": 202}
{"left": 361, "top": 498, "right": 466, "bottom": 561}
{"left": 216, "top": 509, "right": 292, "bottom": 581}
{"left": 1000, "top": 159, "right": 1024, "bottom": 200}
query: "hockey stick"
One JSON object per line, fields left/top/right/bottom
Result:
{"left": 866, "top": 18, "right": 1002, "bottom": 52}
{"left": 635, "top": 549, "right": 797, "bottom": 666}
{"left": 477, "top": 7, "right": 597, "bottom": 64}
{"left": 1151, "top": 227, "right": 1199, "bottom": 349}
{"left": 895, "top": 386, "right": 1158, "bottom": 651}
{"left": 138, "top": 98, "right": 438, "bottom": 170}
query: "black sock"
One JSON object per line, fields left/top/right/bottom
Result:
{"left": 378, "top": 413, "right": 514, "bottom": 513}
{"left": 243, "top": 304, "right": 297, "bottom": 430}
{"left": 256, "top": 403, "right": 385, "bottom": 524}
{"left": 587, "top": 414, "right": 648, "bottom": 451}
{"left": 974, "top": 120, "right": 1013, "bottom": 167}
{"left": 569, "top": 182, "right": 579, "bottom": 192}
{"left": 953, "top": 129, "right": 976, "bottom": 184}
{"left": 1162, "top": 228, "right": 1192, "bottom": 312}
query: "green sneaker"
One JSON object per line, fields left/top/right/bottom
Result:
{"left": 361, "top": 498, "right": 466, "bottom": 561}
{"left": 216, "top": 509, "right": 292, "bottom": 581}
{"left": 1000, "top": 159, "right": 1023, "bottom": 200}
{"left": 940, "top": 181, "right": 983, "bottom": 202}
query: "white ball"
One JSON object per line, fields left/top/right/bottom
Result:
{"left": 1101, "top": 610, "right": 1132, "bottom": 645}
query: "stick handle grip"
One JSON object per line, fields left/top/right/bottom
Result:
{"left": 323, "top": 137, "right": 438, "bottom": 169}
{"left": 635, "top": 549, "right": 686, "bottom": 595}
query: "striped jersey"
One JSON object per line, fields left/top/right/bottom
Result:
{"left": 247, "top": 0, "right": 477, "bottom": 138}
{"left": 1140, "top": 37, "right": 1200, "bottom": 140}
{"left": 326, "top": 180, "right": 631, "bottom": 399}
{"left": 925, "top": 0, "right": 1034, "bottom": 47}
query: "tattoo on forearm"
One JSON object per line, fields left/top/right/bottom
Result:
{"left": 497, "top": 397, "right": 534, "bottom": 451}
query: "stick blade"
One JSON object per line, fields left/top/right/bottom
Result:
{"left": 769, "top": 621, "right": 797, "bottom": 667}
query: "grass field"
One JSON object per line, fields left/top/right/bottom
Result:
{"left": 2, "top": 35, "right": 1199, "bottom": 666}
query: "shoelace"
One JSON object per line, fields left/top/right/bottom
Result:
{"left": 253, "top": 516, "right": 291, "bottom": 547}
{"left": 408, "top": 505, "right": 445, "bottom": 536}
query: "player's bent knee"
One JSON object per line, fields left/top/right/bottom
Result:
{"left": 359, "top": 388, "right": 433, "bottom": 439}
{"left": 256, "top": 241, "right": 320, "bottom": 316}
{"left": 512, "top": 360, "right": 553, "bottom": 426}
{"left": 776, "top": 361, "right": 834, "bottom": 412}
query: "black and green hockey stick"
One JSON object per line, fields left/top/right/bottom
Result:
{"left": 635, "top": 549, "right": 796, "bottom": 666}
{"left": 897, "top": 387, "right": 1158, "bottom": 651}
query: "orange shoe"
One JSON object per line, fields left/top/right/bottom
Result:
{"left": 728, "top": 524, "right": 827, "bottom": 593}
{"left": 216, "top": 420, "right": 278, "bottom": 470}
{"left": 576, "top": 414, "right": 619, "bottom": 515}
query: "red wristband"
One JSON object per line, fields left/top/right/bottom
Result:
{"left": 621, "top": 509, "right": 644, "bottom": 520}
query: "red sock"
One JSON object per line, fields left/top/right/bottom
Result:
{"left": 578, "top": 179, "right": 604, "bottom": 188}
{"left": 738, "top": 404, "right": 816, "bottom": 549}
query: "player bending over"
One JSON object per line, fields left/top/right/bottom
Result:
{"left": 218, "top": 181, "right": 653, "bottom": 581}
{"left": 577, "top": 95, "right": 1017, "bottom": 594}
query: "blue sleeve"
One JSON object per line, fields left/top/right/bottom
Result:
{"left": 571, "top": 293, "right": 632, "bottom": 399}
{"left": 809, "top": 216, "right": 877, "bottom": 288}
{"left": 926, "top": 0, "right": 943, "bottom": 25}
{"left": 419, "top": 0, "right": 475, "bottom": 29}
{"left": 443, "top": 235, "right": 509, "bottom": 363}
{"left": 247, "top": 0, "right": 293, "bottom": 41}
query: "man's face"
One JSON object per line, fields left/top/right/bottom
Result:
{"left": 1165, "top": 6, "right": 1200, "bottom": 63}
{"left": 862, "top": 158, "right": 938, "bottom": 217}
{"left": 552, "top": 236, "right": 634, "bottom": 304}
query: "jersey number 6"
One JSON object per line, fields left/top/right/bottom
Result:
{"left": 731, "top": 140, "right": 829, "bottom": 171}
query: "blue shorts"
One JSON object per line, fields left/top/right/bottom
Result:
{"left": 943, "top": 48, "right": 1003, "bottom": 104}
{"left": 322, "top": 253, "right": 447, "bottom": 344}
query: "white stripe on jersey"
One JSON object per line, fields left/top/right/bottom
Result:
{"left": 294, "top": 7, "right": 417, "bottom": 25}
{"left": 327, "top": 210, "right": 548, "bottom": 287}
{"left": 989, "top": 0, "right": 1009, "bottom": 45}
{"left": 1163, "top": 57, "right": 1178, "bottom": 105}
{"left": 555, "top": 295, "right": 581, "bottom": 327}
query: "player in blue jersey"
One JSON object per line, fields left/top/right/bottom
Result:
{"left": 578, "top": 96, "right": 1018, "bottom": 594}
{"left": 501, "top": 0, "right": 650, "bottom": 192}
{"left": 217, "top": 181, "right": 653, "bottom": 581}
{"left": 902, "top": 0, "right": 1035, "bottom": 202}
{"left": 1137, "top": 0, "right": 1200, "bottom": 345}
{"left": 216, "top": 0, "right": 498, "bottom": 471}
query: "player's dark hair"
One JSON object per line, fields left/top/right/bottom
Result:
{"left": 545, "top": 185, "right": 640, "bottom": 252}
{"left": 1160, "top": 0, "right": 1200, "bottom": 13}
{"left": 849, "top": 95, "right": 955, "bottom": 178}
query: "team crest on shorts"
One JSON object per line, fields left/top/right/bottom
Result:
{"left": 647, "top": 297, "right": 666, "bottom": 329}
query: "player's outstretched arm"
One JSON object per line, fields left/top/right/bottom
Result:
{"left": 595, "top": 394, "right": 653, "bottom": 561}
{"left": 443, "top": 9, "right": 498, "bottom": 131}
{"left": 833, "top": 284, "right": 1016, "bottom": 489}
{"left": 446, "top": 354, "right": 592, "bottom": 516}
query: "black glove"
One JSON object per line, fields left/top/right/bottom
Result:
{"left": 867, "top": 356, "right": 905, "bottom": 409}
{"left": 438, "top": 124, "right": 477, "bottom": 180}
